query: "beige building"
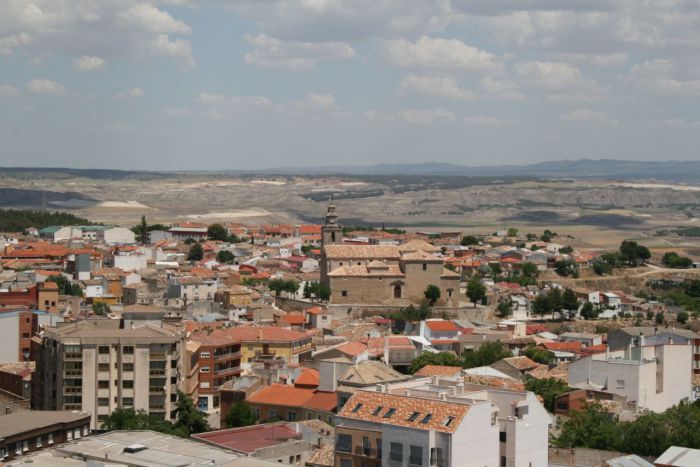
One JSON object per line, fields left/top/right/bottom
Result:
{"left": 319, "top": 204, "right": 459, "bottom": 307}
{"left": 32, "top": 319, "right": 185, "bottom": 429}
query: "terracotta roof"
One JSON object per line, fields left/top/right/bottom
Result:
{"left": 192, "top": 423, "right": 301, "bottom": 454}
{"left": 414, "top": 365, "right": 463, "bottom": 378}
{"left": 541, "top": 341, "right": 583, "bottom": 352}
{"left": 307, "top": 445, "right": 334, "bottom": 467}
{"left": 323, "top": 245, "right": 401, "bottom": 259}
{"left": 397, "top": 239, "right": 441, "bottom": 253}
{"left": 327, "top": 264, "right": 404, "bottom": 277}
{"left": 248, "top": 384, "right": 315, "bottom": 407}
{"left": 338, "top": 390, "right": 469, "bottom": 433}
{"left": 281, "top": 313, "right": 306, "bottom": 325}
{"left": 425, "top": 320, "right": 459, "bottom": 332}
{"left": 463, "top": 374, "right": 525, "bottom": 390}
{"left": 295, "top": 368, "right": 320, "bottom": 388}
{"left": 306, "top": 306, "right": 329, "bottom": 315}
{"left": 386, "top": 336, "right": 415, "bottom": 348}
{"left": 500, "top": 356, "right": 540, "bottom": 371}
{"left": 336, "top": 341, "right": 368, "bottom": 357}
{"left": 526, "top": 363, "right": 569, "bottom": 383}
{"left": 225, "top": 326, "right": 310, "bottom": 343}
{"left": 304, "top": 391, "right": 337, "bottom": 412}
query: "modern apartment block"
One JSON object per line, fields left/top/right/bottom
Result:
{"left": 334, "top": 376, "right": 550, "bottom": 467}
{"left": 188, "top": 331, "right": 242, "bottom": 412}
{"left": 32, "top": 319, "right": 185, "bottom": 429}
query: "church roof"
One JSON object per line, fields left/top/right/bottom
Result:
{"left": 397, "top": 239, "right": 441, "bottom": 253}
{"left": 327, "top": 264, "right": 404, "bottom": 277}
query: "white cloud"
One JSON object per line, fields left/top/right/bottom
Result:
{"left": 244, "top": 34, "right": 355, "bottom": 70}
{"left": 118, "top": 3, "right": 191, "bottom": 34}
{"left": 386, "top": 36, "right": 501, "bottom": 72}
{"left": 397, "top": 108, "right": 457, "bottom": 125}
{"left": 114, "top": 87, "right": 144, "bottom": 99}
{"left": 0, "top": 84, "right": 20, "bottom": 96}
{"left": 73, "top": 55, "right": 105, "bottom": 71}
{"left": 163, "top": 107, "right": 191, "bottom": 117}
{"left": 463, "top": 116, "right": 514, "bottom": 126}
{"left": 298, "top": 92, "right": 335, "bottom": 110}
{"left": 479, "top": 77, "right": 525, "bottom": 100}
{"left": 590, "top": 53, "right": 627, "bottom": 67}
{"left": 197, "top": 92, "right": 281, "bottom": 119}
{"left": 515, "top": 61, "right": 591, "bottom": 90}
{"left": 0, "top": 33, "right": 30, "bottom": 55}
{"left": 560, "top": 108, "right": 618, "bottom": 126}
{"left": 631, "top": 59, "right": 700, "bottom": 96}
{"left": 649, "top": 118, "right": 700, "bottom": 129}
{"left": 398, "top": 74, "right": 475, "bottom": 101}
{"left": 26, "top": 79, "right": 66, "bottom": 95}
{"left": 146, "top": 34, "right": 195, "bottom": 69}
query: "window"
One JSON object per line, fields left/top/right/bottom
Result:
{"left": 98, "top": 380, "right": 109, "bottom": 389}
{"left": 35, "top": 436, "right": 42, "bottom": 448}
{"left": 48, "top": 433, "right": 53, "bottom": 445}
{"left": 499, "top": 431, "right": 507, "bottom": 443}
{"left": 351, "top": 403, "right": 363, "bottom": 413}
{"left": 200, "top": 366, "right": 210, "bottom": 373}
{"left": 98, "top": 363, "right": 110, "bottom": 372}
{"left": 616, "top": 379, "right": 625, "bottom": 389}
{"left": 67, "top": 430, "right": 73, "bottom": 440}
{"left": 98, "top": 346, "right": 110, "bottom": 354}
{"left": 443, "top": 416, "right": 455, "bottom": 427}
{"left": 422, "top": 263, "right": 427, "bottom": 271}
{"left": 383, "top": 408, "right": 396, "bottom": 418}
{"left": 337, "top": 434, "right": 352, "bottom": 453}
{"left": 122, "top": 380, "right": 133, "bottom": 389}
{"left": 340, "top": 460, "right": 352, "bottom": 467}
{"left": 409, "top": 445, "right": 423, "bottom": 466}
{"left": 98, "top": 398, "right": 109, "bottom": 406}
{"left": 288, "top": 411, "right": 296, "bottom": 421}
{"left": 200, "top": 352, "right": 210, "bottom": 359}
{"left": 82, "top": 426, "right": 89, "bottom": 436}
{"left": 269, "top": 409, "right": 278, "bottom": 419}
{"left": 15, "top": 442, "right": 21, "bottom": 455}
{"left": 501, "top": 456, "right": 506, "bottom": 467}
{"left": 420, "top": 413, "right": 432, "bottom": 424}
{"left": 123, "top": 363, "right": 134, "bottom": 372}
{"left": 430, "top": 448, "right": 443, "bottom": 467}
{"left": 341, "top": 290, "right": 347, "bottom": 297}
{"left": 123, "top": 346, "right": 134, "bottom": 354}
{"left": 407, "top": 411, "right": 420, "bottom": 422}
{"left": 390, "top": 442, "right": 403, "bottom": 462}
{"left": 123, "top": 397, "right": 134, "bottom": 407}
{"left": 371, "top": 405, "right": 383, "bottom": 416}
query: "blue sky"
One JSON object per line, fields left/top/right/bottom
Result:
{"left": 1, "top": 0, "right": 700, "bottom": 170}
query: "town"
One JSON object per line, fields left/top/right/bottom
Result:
{"left": 0, "top": 202, "right": 699, "bottom": 467}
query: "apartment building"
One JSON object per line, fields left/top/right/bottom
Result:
{"left": 32, "top": 319, "right": 185, "bottom": 429}
{"left": 188, "top": 331, "right": 242, "bottom": 412}
{"left": 568, "top": 339, "right": 692, "bottom": 413}
{"left": 0, "top": 310, "right": 62, "bottom": 362}
{"left": 334, "top": 376, "right": 550, "bottom": 467}
{"left": 607, "top": 327, "right": 700, "bottom": 374}
{"left": 226, "top": 326, "right": 313, "bottom": 364}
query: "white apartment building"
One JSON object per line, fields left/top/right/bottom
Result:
{"left": 568, "top": 340, "right": 692, "bottom": 413}
{"left": 33, "top": 319, "right": 185, "bottom": 429}
{"left": 335, "top": 376, "right": 550, "bottom": 467}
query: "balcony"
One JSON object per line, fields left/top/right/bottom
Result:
{"left": 149, "top": 369, "right": 167, "bottom": 376}
{"left": 64, "top": 404, "right": 82, "bottom": 411}
{"left": 150, "top": 353, "right": 167, "bottom": 360}
{"left": 64, "top": 369, "right": 82, "bottom": 377}
{"left": 63, "top": 387, "right": 82, "bottom": 394}
{"left": 214, "top": 351, "right": 242, "bottom": 362}
{"left": 214, "top": 366, "right": 241, "bottom": 378}
{"left": 149, "top": 387, "right": 165, "bottom": 394}
{"left": 337, "top": 444, "right": 352, "bottom": 453}
{"left": 355, "top": 446, "right": 381, "bottom": 458}
{"left": 149, "top": 405, "right": 166, "bottom": 411}
{"left": 64, "top": 353, "right": 82, "bottom": 360}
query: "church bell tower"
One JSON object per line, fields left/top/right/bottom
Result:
{"left": 322, "top": 198, "right": 342, "bottom": 247}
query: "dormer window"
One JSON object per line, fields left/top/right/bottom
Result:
{"left": 407, "top": 411, "right": 420, "bottom": 422}
{"left": 420, "top": 413, "right": 432, "bottom": 424}
{"left": 383, "top": 408, "right": 396, "bottom": 418}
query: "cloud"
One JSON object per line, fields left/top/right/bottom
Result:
{"left": 146, "top": 34, "right": 195, "bottom": 69}
{"left": 114, "top": 87, "right": 144, "bottom": 99}
{"left": 197, "top": 92, "right": 282, "bottom": 119}
{"left": 26, "top": 79, "right": 66, "bottom": 95}
{"left": 397, "top": 108, "right": 457, "bottom": 125}
{"left": 463, "top": 116, "right": 515, "bottom": 126}
{"left": 398, "top": 74, "right": 476, "bottom": 101}
{"left": 631, "top": 59, "right": 700, "bottom": 96}
{"left": 118, "top": 3, "right": 191, "bottom": 34}
{"left": 386, "top": 36, "right": 501, "bottom": 72}
{"left": 244, "top": 34, "right": 355, "bottom": 70}
{"left": 649, "top": 118, "right": 700, "bottom": 129}
{"left": 163, "top": 107, "right": 191, "bottom": 117}
{"left": 298, "top": 92, "right": 335, "bottom": 110}
{"left": 0, "top": 33, "right": 30, "bottom": 55}
{"left": 560, "top": 108, "right": 618, "bottom": 126}
{"left": 479, "top": 77, "right": 525, "bottom": 100}
{"left": 73, "top": 55, "right": 105, "bottom": 71}
{"left": 0, "top": 84, "right": 20, "bottom": 96}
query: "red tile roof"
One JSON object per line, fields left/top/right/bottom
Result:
{"left": 425, "top": 320, "right": 459, "bottom": 332}
{"left": 337, "top": 341, "right": 368, "bottom": 357}
{"left": 414, "top": 365, "right": 463, "bottom": 377}
{"left": 281, "top": 313, "right": 306, "bottom": 325}
{"left": 193, "top": 424, "right": 301, "bottom": 454}
{"left": 295, "top": 368, "right": 320, "bottom": 388}
{"left": 541, "top": 341, "right": 583, "bottom": 352}
{"left": 248, "top": 384, "right": 315, "bottom": 407}
{"left": 224, "top": 326, "right": 310, "bottom": 343}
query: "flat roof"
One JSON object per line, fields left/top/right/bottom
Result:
{"left": 0, "top": 411, "right": 90, "bottom": 438}
{"left": 193, "top": 423, "right": 301, "bottom": 454}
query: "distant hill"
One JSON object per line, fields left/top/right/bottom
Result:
{"left": 264, "top": 159, "right": 700, "bottom": 182}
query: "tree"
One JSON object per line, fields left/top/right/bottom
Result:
{"left": 496, "top": 299, "right": 512, "bottom": 317}
{"left": 268, "top": 279, "right": 287, "bottom": 297}
{"left": 662, "top": 252, "right": 693, "bottom": 269}
{"left": 224, "top": 401, "right": 257, "bottom": 428}
{"left": 207, "top": 223, "right": 228, "bottom": 242}
{"left": 47, "top": 274, "right": 82, "bottom": 297}
{"left": 677, "top": 310, "right": 689, "bottom": 324}
{"left": 655, "top": 311, "right": 665, "bottom": 325}
{"left": 217, "top": 250, "right": 235, "bottom": 264}
{"left": 408, "top": 352, "right": 461, "bottom": 374}
{"left": 92, "top": 302, "right": 110, "bottom": 316}
{"left": 556, "top": 403, "right": 622, "bottom": 451}
{"left": 187, "top": 243, "right": 204, "bottom": 261}
{"left": 521, "top": 262, "right": 538, "bottom": 278}
{"left": 317, "top": 283, "right": 331, "bottom": 301}
{"left": 391, "top": 304, "right": 432, "bottom": 323}
{"left": 562, "top": 288, "right": 579, "bottom": 313}
{"left": 523, "top": 345, "right": 555, "bottom": 365}
{"left": 463, "top": 341, "right": 512, "bottom": 368}
{"left": 461, "top": 235, "right": 479, "bottom": 246}
{"left": 424, "top": 284, "right": 441, "bottom": 306}
{"left": 532, "top": 294, "right": 551, "bottom": 317}
{"left": 489, "top": 263, "right": 503, "bottom": 277}
{"left": 466, "top": 276, "right": 486, "bottom": 308}
{"left": 138, "top": 215, "right": 148, "bottom": 244}
{"left": 555, "top": 259, "right": 579, "bottom": 277}
{"left": 525, "top": 378, "right": 570, "bottom": 412}
{"left": 579, "top": 301, "right": 598, "bottom": 320}
{"left": 619, "top": 240, "right": 651, "bottom": 267}
{"left": 507, "top": 227, "right": 519, "bottom": 237}
{"left": 172, "top": 390, "right": 210, "bottom": 436}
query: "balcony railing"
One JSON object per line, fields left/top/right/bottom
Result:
{"left": 149, "top": 369, "right": 166, "bottom": 376}
{"left": 149, "top": 387, "right": 165, "bottom": 394}
{"left": 64, "top": 370, "right": 82, "bottom": 377}
{"left": 149, "top": 405, "right": 165, "bottom": 411}
{"left": 354, "top": 446, "right": 381, "bottom": 458}
{"left": 150, "top": 353, "right": 167, "bottom": 360}
{"left": 64, "top": 353, "right": 82, "bottom": 360}
{"left": 214, "top": 366, "right": 241, "bottom": 377}
{"left": 64, "top": 387, "right": 82, "bottom": 394}
{"left": 214, "top": 351, "right": 242, "bottom": 361}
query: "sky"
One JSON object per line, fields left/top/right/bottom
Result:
{"left": 1, "top": 1, "right": 700, "bottom": 170}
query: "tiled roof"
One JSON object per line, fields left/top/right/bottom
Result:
{"left": 500, "top": 356, "right": 540, "bottom": 371}
{"left": 463, "top": 374, "right": 525, "bottom": 390}
{"left": 425, "top": 320, "right": 459, "bottom": 332}
{"left": 225, "top": 326, "right": 310, "bottom": 343}
{"left": 295, "top": 368, "right": 320, "bottom": 387}
{"left": 337, "top": 341, "right": 368, "bottom": 357}
{"left": 192, "top": 423, "right": 301, "bottom": 454}
{"left": 397, "top": 239, "right": 440, "bottom": 253}
{"left": 248, "top": 384, "right": 315, "bottom": 407}
{"left": 323, "top": 245, "right": 401, "bottom": 259}
{"left": 541, "top": 341, "right": 583, "bottom": 352}
{"left": 400, "top": 251, "right": 441, "bottom": 261}
{"left": 306, "top": 444, "right": 334, "bottom": 467}
{"left": 327, "top": 264, "right": 404, "bottom": 277}
{"left": 414, "top": 365, "right": 463, "bottom": 378}
{"left": 338, "top": 390, "right": 469, "bottom": 433}
{"left": 307, "top": 306, "right": 329, "bottom": 315}
{"left": 281, "top": 313, "right": 306, "bottom": 325}
{"left": 304, "top": 391, "right": 337, "bottom": 412}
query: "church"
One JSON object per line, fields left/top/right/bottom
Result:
{"left": 319, "top": 202, "right": 460, "bottom": 308}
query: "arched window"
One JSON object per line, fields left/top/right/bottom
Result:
{"left": 393, "top": 285, "right": 402, "bottom": 298}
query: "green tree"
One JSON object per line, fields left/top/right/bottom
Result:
{"left": 619, "top": 240, "right": 651, "bottom": 267}
{"left": 463, "top": 341, "right": 512, "bottom": 368}
{"left": 461, "top": 235, "right": 479, "bottom": 246}
{"left": 507, "top": 227, "right": 519, "bottom": 237}
{"left": 408, "top": 352, "right": 462, "bottom": 374}
{"left": 522, "top": 345, "right": 555, "bottom": 365}
{"left": 525, "top": 378, "right": 570, "bottom": 412}
{"left": 424, "top": 284, "right": 441, "bottom": 306}
{"left": 579, "top": 301, "right": 598, "bottom": 320}
{"left": 521, "top": 262, "right": 538, "bottom": 278}
{"left": 466, "top": 276, "right": 486, "bottom": 308}
{"left": 92, "top": 302, "right": 110, "bottom": 316}
{"left": 496, "top": 299, "right": 512, "bottom": 317}
{"left": 187, "top": 243, "right": 204, "bottom": 261}
{"left": 224, "top": 401, "right": 257, "bottom": 428}
{"left": 555, "top": 259, "right": 579, "bottom": 277}
{"left": 138, "top": 215, "right": 148, "bottom": 244}
{"left": 217, "top": 250, "right": 235, "bottom": 264}
{"left": 562, "top": 288, "right": 579, "bottom": 313}
{"left": 662, "top": 252, "right": 693, "bottom": 269}
{"left": 559, "top": 245, "right": 574, "bottom": 254}
{"left": 268, "top": 279, "right": 287, "bottom": 297}
{"left": 47, "top": 274, "right": 82, "bottom": 297}
{"left": 172, "top": 391, "right": 210, "bottom": 436}
{"left": 556, "top": 403, "right": 622, "bottom": 450}
{"left": 184, "top": 237, "right": 197, "bottom": 245}
{"left": 317, "top": 283, "right": 331, "bottom": 301}
{"left": 655, "top": 311, "right": 665, "bottom": 325}
{"left": 532, "top": 294, "right": 551, "bottom": 317}
{"left": 490, "top": 263, "right": 503, "bottom": 277}
{"left": 677, "top": 310, "right": 689, "bottom": 324}
{"left": 207, "top": 223, "right": 229, "bottom": 242}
